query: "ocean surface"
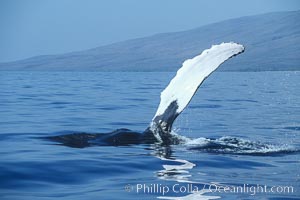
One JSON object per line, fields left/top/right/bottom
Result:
{"left": 0, "top": 71, "right": 299, "bottom": 200}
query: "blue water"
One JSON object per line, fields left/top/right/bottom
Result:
{"left": 0, "top": 71, "right": 299, "bottom": 200}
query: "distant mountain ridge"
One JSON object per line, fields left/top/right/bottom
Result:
{"left": 1, "top": 10, "right": 299, "bottom": 71}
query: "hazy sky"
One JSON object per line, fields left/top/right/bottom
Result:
{"left": 0, "top": 0, "right": 299, "bottom": 62}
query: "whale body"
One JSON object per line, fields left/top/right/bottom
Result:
{"left": 47, "top": 42, "right": 245, "bottom": 147}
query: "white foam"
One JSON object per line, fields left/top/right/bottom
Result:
{"left": 182, "top": 136, "right": 296, "bottom": 154}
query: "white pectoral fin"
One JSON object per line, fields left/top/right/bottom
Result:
{"left": 151, "top": 42, "right": 245, "bottom": 137}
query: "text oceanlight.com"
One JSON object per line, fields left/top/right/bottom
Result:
{"left": 126, "top": 183, "right": 294, "bottom": 196}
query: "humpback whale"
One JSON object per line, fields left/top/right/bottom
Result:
{"left": 47, "top": 42, "right": 245, "bottom": 147}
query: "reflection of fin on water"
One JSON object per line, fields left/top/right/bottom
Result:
{"left": 46, "top": 42, "right": 245, "bottom": 147}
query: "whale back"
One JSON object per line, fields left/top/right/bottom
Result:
{"left": 150, "top": 42, "right": 245, "bottom": 142}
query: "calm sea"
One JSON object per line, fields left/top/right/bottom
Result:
{"left": 0, "top": 71, "right": 299, "bottom": 200}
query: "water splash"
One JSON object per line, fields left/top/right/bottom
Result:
{"left": 175, "top": 134, "right": 298, "bottom": 155}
